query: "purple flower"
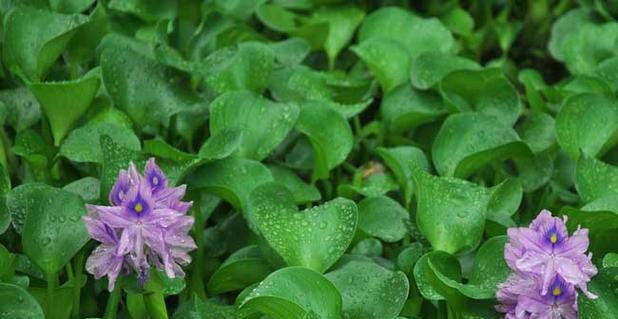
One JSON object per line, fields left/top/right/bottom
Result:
{"left": 83, "top": 158, "right": 196, "bottom": 291}
{"left": 497, "top": 209, "right": 598, "bottom": 318}
{"left": 524, "top": 276, "right": 577, "bottom": 319}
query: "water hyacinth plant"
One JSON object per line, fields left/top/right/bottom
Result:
{"left": 0, "top": 1, "right": 617, "bottom": 319}
{"left": 83, "top": 159, "right": 196, "bottom": 291}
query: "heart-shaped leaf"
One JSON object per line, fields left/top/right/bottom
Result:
{"left": 0, "top": 88, "right": 41, "bottom": 132}
{"left": 249, "top": 182, "right": 358, "bottom": 272}
{"left": 240, "top": 266, "right": 342, "bottom": 319}
{"left": 357, "top": 196, "right": 409, "bottom": 242}
{"left": 174, "top": 297, "right": 238, "bottom": 319}
{"left": 295, "top": 102, "right": 353, "bottom": 181}
{"left": 100, "top": 34, "right": 203, "bottom": 129}
{"left": 3, "top": 7, "right": 88, "bottom": 81}
{"left": 60, "top": 122, "right": 140, "bottom": 163}
{"left": 376, "top": 146, "right": 430, "bottom": 207}
{"left": 440, "top": 68, "right": 521, "bottom": 126}
{"left": 516, "top": 112, "right": 556, "bottom": 153}
{"left": 187, "top": 157, "right": 273, "bottom": 210}
{"left": 380, "top": 85, "right": 447, "bottom": 133}
{"left": 410, "top": 51, "right": 480, "bottom": 90}
{"left": 0, "top": 283, "right": 44, "bottom": 319}
{"left": 351, "top": 38, "right": 410, "bottom": 93}
{"left": 201, "top": 42, "right": 275, "bottom": 94}
{"left": 207, "top": 245, "right": 273, "bottom": 295}
{"left": 432, "top": 112, "right": 532, "bottom": 178}
{"left": 7, "top": 183, "right": 88, "bottom": 274}
{"left": 359, "top": 7, "right": 455, "bottom": 60}
{"left": 556, "top": 93, "right": 618, "bottom": 159}
{"left": 412, "top": 169, "right": 491, "bottom": 254}
{"left": 210, "top": 90, "right": 299, "bottom": 161}
{"left": 575, "top": 154, "right": 618, "bottom": 203}
{"left": 269, "top": 165, "right": 321, "bottom": 203}
{"left": 29, "top": 71, "right": 101, "bottom": 146}
{"left": 325, "top": 260, "right": 409, "bottom": 319}
{"left": 312, "top": 5, "right": 365, "bottom": 67}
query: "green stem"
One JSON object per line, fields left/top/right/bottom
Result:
{"left": 47, "top": 272, "right": 58, "bottom": 319}
{"left": 190, "top": 195, "right": 207, "bottom": 299}
{"left": 71, "top": 251, "right": 85, "bottom": 319}
{"left": 144, "top": 292, "right": 169, "bottom": 319}
{"left": 104, "top": 287, "right": 121, "bottom": 319}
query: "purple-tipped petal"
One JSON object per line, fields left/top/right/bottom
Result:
{"left": 144, "top": 158, "right": 167, "bottom": 194}
{"left": 110, "top": 170, "right": 132, "bottom": 206}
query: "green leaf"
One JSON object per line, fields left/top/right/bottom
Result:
{"left": 376, "top": 146, "right": 430, "bottom": 206}
{"left": 432, "top": 112, "right": 532, "bottom": 178}
{"left": 575, "top": 154, "right": 618, "bottom": 203}
{"left": 556, "top": 93, "right": 618, "bottom": 160}
{"left": 359, "top": 7, "right": 455, "bottom": 60}
{"left": 350, "top": 238, "right": 383, "bottom": 257}
{"left": 578, "top": 267, "right": 618, "bottom": 317}
{"left": 487, "top": 179, "right": 522, "bottom": 227}
{"left": 440, "top": 68, "right": 521, "bottom": 126}
{"left": 249, "top": 182, "right": 357, "bottom": 272}
{"left": 548, "top": 8, "right": 594, "bottom": 61}
{"left": 516, "top": 112, "right": 556, "bottom": 153}
{"left": 29, "top": 72, "right": 100, "bottom": 146}
{"left": 357, "top": 196, "right": 409, "bottom": 242}
{"left": 213, "top": 0, "right": 265, "bottom": 20}
{"left": 603, "top": 253, "right": 618, "bottom": 268}
{"left": 210, "top": 90, "right": 299, "bottom": 161}
{"left": 295, "top": 102, "right": 353, "bottom": 181}
{"left": 100, "top": 34, "right": 202, "bottom": 129}
{"left": 187, "top": 157, "right": 273, "bottom": 210}
{"left": 240, "top": 266, "right": 342, "bottom": 319}
{"left": 312, "top": 5, "right": 365, "bottom": 67}
{"left": 380, "top": 85, "right": 447, "bottom": 133}
{"left": 351, "top": 38, "right": 411, "bottom": 93}
{"left": 0, "top": 283, "right": 44, "bottom": 319}
{"left": 207, "top": 245, "right": 273, "bottom": 295}
{"left": 2, "top": 7, "right": 88, "bottom": 81}
{"left": 107, "top": 0, "right": 176, "bottom": 21}
{"left": 561, "top": 22, "right": 618, "bottom": 75}
{"left": 412, "top": 169, "right": 491, "bottom": 254}
{"left": 256, "top": 3, "right": 298, "bottom": 32}
{"left": 0, "top": 88, "right": 42, "bottom": 131}
{"left": 269, "top": 38, "right": 311, "bottom": 66}
{"left": 410, "top": 52, "right": 480, "bottom": 90}
{"left": 62, "top": 177, "right": 100, "bottom": 203}
{"left": 202, "top": 42, "right": 275, "bottom": 94}
{"left": 325, "top": 260, "right": 409, "bottom": 319}
{"left": 413, "top": 250, "right": 461, "bottom": 301}
{"left": 417, "top": 237, "right": 510, "bottom": 303}
{"left": 269, "top": 165, "right": 321, "bottom": 203}
{"left": 60, "top": 122, "right": 141, "bottom": 163}
{"left": 173, "top": 297, "right": 238, "bottom": 319}
{"left": 49, "top": 0, "right": 95, "bottom": 13}
{"left": 338, "top": 172, "right": 399, "bottom": 198}
{"left": 7, "top": 183, "right": 88, "bottom": 274}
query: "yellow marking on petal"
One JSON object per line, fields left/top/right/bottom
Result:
{"left": 134, "top": 203, "right": 143, "bottom": 213}
{"left": 550, "top": 233, "right": 558, "bottom": 244}
{"left": 552, "top": 287, "right": 561, "bottom": 296}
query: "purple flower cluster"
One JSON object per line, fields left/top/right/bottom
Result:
{"left": 496, "top": 209, "right": 598, "bottom": 318}
{"left": 83, "top": 159, "right": 196, "bottom": 291}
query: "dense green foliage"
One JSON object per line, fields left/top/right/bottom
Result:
{"left": 0, "top": 0, "right": 617, "bottom": 318}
